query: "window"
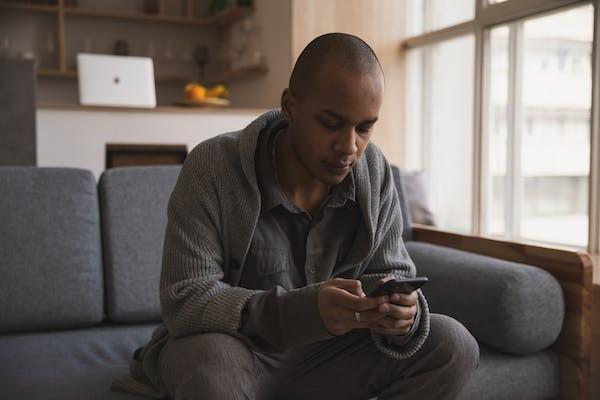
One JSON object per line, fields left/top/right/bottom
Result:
{"left": 407, "top": 0, "right": 475, "bottom": 36}
{"left": 404, "top": 0, "right": 599, "bottom": 251}
{"left": 405, "top": 36, "right": 475, "bottom": 233}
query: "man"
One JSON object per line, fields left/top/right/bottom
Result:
{"left": 113, "top": 33, "right": 479, "bottom": 400}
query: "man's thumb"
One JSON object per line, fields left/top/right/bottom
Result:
{"left": 331, "top": 278, "right": 365, "bottom": 297}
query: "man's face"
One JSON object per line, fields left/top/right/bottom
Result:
{"left": 283, "top": 63, "right": 384, "bottom": 186}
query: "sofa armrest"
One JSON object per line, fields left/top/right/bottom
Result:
{"left": 405, "top": 241, "right": 564, "bottom": 354}
{"left": 411, "top": 223, "right": 593, "bottom": 400}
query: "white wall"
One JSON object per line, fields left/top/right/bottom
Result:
{"left": 36, "top": 107, "right": 265, "bottom": 180}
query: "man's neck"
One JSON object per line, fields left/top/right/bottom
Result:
{"left": 270, "top": 127, "right": 330, "bottom": 216}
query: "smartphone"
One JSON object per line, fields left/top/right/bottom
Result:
{"left": 367, "top": 277, "right": 428, "bottom": 297}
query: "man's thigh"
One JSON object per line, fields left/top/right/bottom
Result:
{"left": 259, "top": 313, "right": 478, "bottom": 400}
{"left": 158, "top": 332, "right": 268, "bottom": 400}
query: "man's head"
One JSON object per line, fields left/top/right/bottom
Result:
{"left": 281, "top": 32, "right": 385, "bottom": 186}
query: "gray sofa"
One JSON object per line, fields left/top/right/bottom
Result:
{"left": 0, "top": 165, "right": 581, "bottom": 400}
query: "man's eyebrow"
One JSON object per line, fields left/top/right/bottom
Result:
{"left": 323, "top": 109, "right": 378, "bottom": 125}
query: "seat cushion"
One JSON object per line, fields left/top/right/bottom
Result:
{"left": 0, "top": 167, "right": 104, "bottom": 333}
{"left": 0, "top": 324, "right": 159, "bottom": 400}
{"left": 458, "top": 345, "right": 560, "bottom": 400}
{"left": 99, "top": 166, "right": 180, "bottom": 323}
{"left": 405, "top": 241, "right": 565, "bottom": 354}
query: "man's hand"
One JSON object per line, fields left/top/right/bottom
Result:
{"left": 317, "top": 277, "right": 392, "bottom": 336}
{"left": 317, "top": 276, "right": 418, "bottom": 337}
{"left": 369, "top": 276, "right": 418, "bottom": 336}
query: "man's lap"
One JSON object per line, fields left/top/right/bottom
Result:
{"left": 157, "top": 313, "right": 478, "bottom": 400}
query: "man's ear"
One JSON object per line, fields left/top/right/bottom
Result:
{"left": 281, "top": 88, "right": 295, "bottom": 122}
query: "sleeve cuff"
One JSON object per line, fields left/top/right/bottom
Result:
{"left": 382, "top": 300, "right": 420, "bottom": 346}
{"left": 369, "top": 289, "right": 431, "bottom": 360}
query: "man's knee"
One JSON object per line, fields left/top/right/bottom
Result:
{"left": 159, "top": 332, "right": 259, "bottom": 399}
{"left": 430, "top": 314, "right": 479, "bottom": 379}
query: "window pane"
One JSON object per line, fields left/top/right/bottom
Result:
{"left": 485, "top": 26, "right": 509, "bottom": 236}
{"left": 408, "top": 0, "right": 475, "bottom": 36}
{"left": 519, "top": 5, "right": 593, "bottom": 247}
{"left": 406, "top": 35, "right": 475, "bottom": 233}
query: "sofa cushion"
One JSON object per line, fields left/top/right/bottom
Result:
{"left": 99, "top": 166, "right": 180, "bottom": 323}
{"left": 390, "top": 165, "right": 413, "bottom": 241}
{"left": 0, "top": 323, "right": 158, "bottom": 400}
{"left": 0, "top": 167, "right": 104, "bottom": 333}
{"left": 405, "top": 241, "right": 564, "bottom": 354}
{"left": 458, "top": 345, "right": 560, "bottom": 400}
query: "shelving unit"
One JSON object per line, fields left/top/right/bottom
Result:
{"left": 0, "top": 0, "right": 267, "bottom": 85}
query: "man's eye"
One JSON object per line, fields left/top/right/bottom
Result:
{"left": 321, "top": 120, "right": 341, "bottom": 130}
{"left": 357, "top": 126, "right": 372, "bottom": 134}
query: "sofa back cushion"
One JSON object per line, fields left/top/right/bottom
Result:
{"left": 0, "top": 167, "right": 104, "bottom": 333}
{"left": 390, "top": 165, "right": 413, "bottom": 241}
{"left": 99, "top": 166, "right": 180, "bottom": 323}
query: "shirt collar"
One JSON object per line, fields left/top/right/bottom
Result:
{"left": 256, "top": 121, "right": 356, "bottom": 215}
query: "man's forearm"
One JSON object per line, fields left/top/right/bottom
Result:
{"left": 238, "top": 282, "right": 336, "bottom": 353}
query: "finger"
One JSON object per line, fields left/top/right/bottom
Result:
{"left": 379, "top": 304, "right": 418, "bottom": 320}
{"left": 329, "top": 278, "right": 366, "bottom": 298}
{"left": 378, "top": 275, "right": 395, "bottom": 285}
{"left": 334, "top": 288, "right": 389, "bottom": 311}
{"left": 374, "top": 314, "right": 415, "bottom": 329}
{"left": 372, "top": 318, "right": 413, "bottom": 334}
{"left": 389, "top": 292, "right": 418, "bottom": 307}
{"left": 345, "top": 307, "right": 391, "bottom": 324}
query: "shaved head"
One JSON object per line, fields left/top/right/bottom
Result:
{"left": 289, "top": 33, "right": 384, "bottom": 99}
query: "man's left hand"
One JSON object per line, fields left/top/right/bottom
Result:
{"left": 369, "top": 277, "right": 418, "bottom": 336}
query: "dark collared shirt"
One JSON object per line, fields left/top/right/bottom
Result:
{"left": 239, "top": 120, "right": 360, "bottom": 292}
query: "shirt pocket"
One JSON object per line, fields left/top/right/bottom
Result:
{"left": 241, "top": 246, "right": 293, "bottom": 290}
{"left": 254, "top": 247, "right": 290, "bottom": 275}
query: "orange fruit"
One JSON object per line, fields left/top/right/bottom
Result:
{"left": 186, "top": 85, "right": 207, "bottom": 102}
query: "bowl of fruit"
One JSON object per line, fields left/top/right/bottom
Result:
{"left": 175, "top": 82, "right": 231, "bottom": 107}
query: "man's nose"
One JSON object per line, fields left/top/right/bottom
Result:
{"left": 334, "top": 127, "right": 358, "bottom": 155}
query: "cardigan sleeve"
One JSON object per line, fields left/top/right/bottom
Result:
{"left": 357, "top": 162, "right": 431, "bottom": 359}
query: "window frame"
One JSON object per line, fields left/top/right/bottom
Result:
{"left": 402, "top": 0, "right": 600, "bottom": 253}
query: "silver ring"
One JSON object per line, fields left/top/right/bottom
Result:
{"left": 354, "top": 311, "right": 361, "bottom": 322}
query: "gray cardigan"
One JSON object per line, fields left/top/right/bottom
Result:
{"left": 112, "top": 109, "right": 431, "bottom": 398}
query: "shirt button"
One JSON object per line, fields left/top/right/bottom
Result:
{"left": 309, "top": 266, "right": 317, "bottom": 274}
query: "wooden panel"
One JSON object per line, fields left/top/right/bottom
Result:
{"left": 290, "top": 0, "right": 408, "bottom": 166}
{"left": 105, "top": 143, "right": 187, "bottom": 169}
{"left": 591, "top": 284, "right": 600, "bottom": 399}
{"left": 411, "top": 223, "right": 593, "bottom": 400}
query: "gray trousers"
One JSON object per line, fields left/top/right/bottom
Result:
{"left": 158, "top": 313, "right": 479, "bottom": 400}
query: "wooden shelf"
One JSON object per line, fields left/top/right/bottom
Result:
{"left": 37, "top": 64, "right": 268, "bottom": 85}
{"left": 0, "top": 2, "right": 253, "bottom": 26}
{"left": 3, "top": 1, "right": 264, "bottom": 98}
{"left": 205, "top": 64, "right": 268, "bottom": 86}
{"left": 0, "top": 2, "right": 58, "bottom": 13}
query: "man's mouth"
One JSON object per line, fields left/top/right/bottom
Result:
{"left": 325, "top": 160, "right": 352, "bottom": 174}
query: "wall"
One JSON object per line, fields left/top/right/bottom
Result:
{"left": 290, "top": 0, "right": 408, "bottom": 166}
{"left": 227, "top": 0, "right": 292, "bottom": 109}
{"left": 36, "top": 106, "right": 265, "bottom": 180}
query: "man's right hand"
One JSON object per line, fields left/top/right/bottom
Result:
{"left": 317, "top": 278, "right": 391, "bottom": 336}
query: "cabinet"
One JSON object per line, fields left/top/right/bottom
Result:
{"left": 0, "top": 0, "right": 268, "bottom": 86}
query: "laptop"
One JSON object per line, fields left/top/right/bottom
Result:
{"left": 77, "top": 53, "right": 156, "bottom": 108}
